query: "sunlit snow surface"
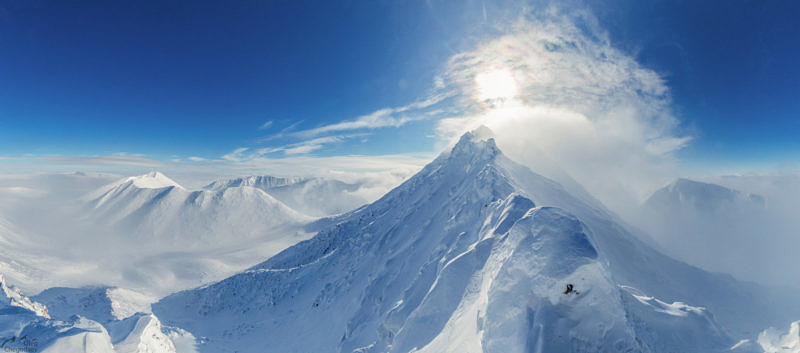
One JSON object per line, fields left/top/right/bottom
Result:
{"left": 151, "top": 130, "right": 800, "bottom": 353}
{"left": 0, "top": 130, "right": 798, "bottom": 352}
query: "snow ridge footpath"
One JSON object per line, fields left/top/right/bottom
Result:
{"left": 154, "top": 127, "right": 800, "bottom": 353}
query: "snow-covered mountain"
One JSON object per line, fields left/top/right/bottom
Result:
{"left": 86, "top": 171, "right": 311, "bottom": 248}
{"left": 154, "top": 129, "right": 800, "bottom": 353}
{"left": 0, "top": 274, "right": 184, "bottom": 353}
{"left": 204, "top": 175, "right": 367, "bottom": 217}
{"left": 0, "top": 169, "right": 367, "bottom": 298}
{"left": 636, "top": 179, "right": 783, "bottom": 284}
{"left": 66, "top": 171, "right": 316, "bottom": 295}
{"left": 644, "top": 178, "right": 766, "bottom": 216}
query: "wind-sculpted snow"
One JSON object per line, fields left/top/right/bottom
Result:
{"left": 34, "top": 286, "right": 154, "bottom": 323}
{"left": 153, "top": 129, "right": 800, "bottom": 352}
{"left": 759, "top": 321, "right": 800, "bottom": 353}
{"left": 106, "top": 313, "right": 177, "bottom": 353}
{"left": 619, "top": 285, "right": 732, "bottom": 352}
{"left": 1, "top": 274, "right": 183, "bottom": 353}
{"left": 1, "top": 274, "right": 50, "bottom": 319}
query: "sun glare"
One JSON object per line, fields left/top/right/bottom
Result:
{"left": 475, "top": 69, "right": 518, "bottom": 101}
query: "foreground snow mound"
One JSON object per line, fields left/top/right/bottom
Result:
{"left": 2, "top": 275, "right": 182, "bottom": 353}
{"left": 34, "top": 286, "right": 154, "bottom": 323}
{"left": 1, "top": 275, "right": 114, "bottom": 352}
{"left": 23, "top": 317, "right": 116, "bottom": 353}
{"left": 759, "top": 321, "right": 800, "bottom": 353}
{"left": 205, "top": 175, "right": 367, "bottom": 217}
{"left": 106, "top": 313, "right": 176, "bottom": 353}
{"left": 619, "top": 285, "right": 732, "bottom": 352}
{"left": 154, "top": 129, "right": 799, "bottom": 353}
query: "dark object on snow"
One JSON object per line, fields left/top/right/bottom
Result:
{"left": 564, "top": 284, "right": 579, "bottom": 295}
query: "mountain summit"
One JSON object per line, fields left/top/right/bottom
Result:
{"left": 155, "top": 128, "right": 799, "bottom": 353}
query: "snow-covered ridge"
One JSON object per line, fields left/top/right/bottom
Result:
{"left": 205, "top": 175, "right": 367, "bottom": 217}
{"left": 153, "top": 128, "right": 800, "bottom": 352}
{"left": 204, "top": 175, "right": 304, "bottom": 190}
{"left": 34, "top": 286, "right": 154, "bottom": 323}
{"left": 1, "top": 273, "right": 183, "bottom": 353}
{"left": 1, "top": 273, "right": 50, "bottom": 318}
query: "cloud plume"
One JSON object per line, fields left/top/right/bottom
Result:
{"left": 432, "top": 10, "right": 690, "bottom": 215}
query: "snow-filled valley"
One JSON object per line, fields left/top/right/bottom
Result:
{"left": 1, "top": 129, "right": 799, "bottom": 352}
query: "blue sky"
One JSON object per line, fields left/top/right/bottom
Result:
{"left": 1, "top": 0, "right": 798, "bottom": 174}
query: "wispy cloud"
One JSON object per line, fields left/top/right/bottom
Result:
{"left": 222, "top": 147, "right": 249, "bottom": 162}
{"left": 289, "top": 92, "right": 453, "bottom": 139}
{"left": 255, "top": 120, "right": 304, "bottom": 143}
{"left": 259, "top": 120, "right": 273, "bottom": 130}
{"left": 40, "top": 154, "right": 166, "bottom": 167}
{"left": 282, "top": 135, "right": 348, "bottom": 155}
{"left": 244, "top": 133, "right": 370, "bottom": 158}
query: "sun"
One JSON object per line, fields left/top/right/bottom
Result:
{"left": 474, "top": 69, "right": 518, "bottom": 101}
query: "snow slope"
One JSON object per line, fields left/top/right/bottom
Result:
{"left": 0, "top": 274, "right": 114, "bottom": 352}
{"left": 154, "top": 129, "right": 800, "bottom": 352}
{"left": 759, "top": 321, "right": 800, "bottom": 353}
{"left": 205, "top": 175, "right": 367, "bottom": 217}
{"left": 0, "top": 217, "right": 51, "bottom": 292}
{"left": 34, "top": 286, "right": 154, "bottom": 323}
{"left": 1, "top": 274, "right": 185, "bottom": 353}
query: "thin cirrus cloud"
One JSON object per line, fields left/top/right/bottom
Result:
{"left": 247, "top": 133, "right": 370, "bottom": 159}
{"left": 244, "top": 98, "right": 449, "bottom": 158}
{"left": 41, "top": 154, "right": 167, "bottom": 167}
{"left": 259, "top": 120, "right": 274, "bottom": 130}
{"left": 274, "top": 91, "right": 453, "bottom": 140}
{"left": 221, "top": 147, "right": 250, "bottom": 162}
{"left": 221, "top": 134, "right": 369, "bottom": 163}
